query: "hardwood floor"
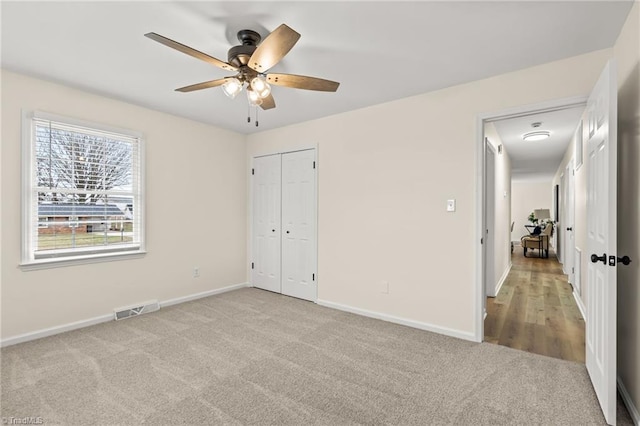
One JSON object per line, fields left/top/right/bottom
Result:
{"left": 484, "top": 243, "right": 585, "bottom": 363}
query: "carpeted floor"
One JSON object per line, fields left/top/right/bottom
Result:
{"left": 0, "top": 288, "right": 631, "bottom": 425}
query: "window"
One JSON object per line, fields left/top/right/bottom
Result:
{"left": 22, "top": 111, "right": 145, "bottom": 267}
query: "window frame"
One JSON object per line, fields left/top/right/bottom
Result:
{"left": 21, "top": 110, "right": 146, "bottom": 270}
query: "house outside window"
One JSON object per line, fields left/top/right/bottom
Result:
{"left": 38, "top": 216, "right": 49, "bottom": 228}
{"left": 22, "top": 111, "right": 145, "bottom": 267}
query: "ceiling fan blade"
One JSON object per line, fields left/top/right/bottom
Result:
{"left": 260, "top": 93, "right": 276, "bottom": 110}
{"left": 175, "top": 78, "right": 231, "bottom": 93}
{"left": 248, "top": 24, "right": 300, "bottom": 72}
{"left": 266, "top": 73, "right": 340, "bottom": 92}
{"left": 145, "top": 32, "right": 237, "bottom": 72}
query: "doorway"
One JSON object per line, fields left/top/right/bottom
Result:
{"left": 478, "top": 61, "right": 620, "bottom": 425}
{"left": 478, "top": 97, "right": 586, "bottom": 352}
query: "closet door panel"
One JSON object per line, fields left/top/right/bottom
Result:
{"left": 252, "top": 154, "right": 282, "bottom": 293}
{"left": 281, "top": 150, "right": 316, "bottom": 301}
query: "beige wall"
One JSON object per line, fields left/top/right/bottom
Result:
{"left": 511, "top": 180, "right": 554, "bottom": 245}
{"left": 0, "top": 71, "right": 248, "bottom": 340}
{"left": 484, "top": 122, "right": 512, "bottom": 295}
{"left": 247, "top": 48, "right": 611, "bottom": 339}
{"left": 614, "top": 1, "right": 640, "bottom": 419}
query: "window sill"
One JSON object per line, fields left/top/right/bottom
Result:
{"left": 19, "top": 250, "right": 147, "bottom": 271}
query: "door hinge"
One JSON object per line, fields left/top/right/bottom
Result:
{"left": 312, "top": 273, "right": 315, "bottom": 281}
{"left": 481, "top": 237, "right": 484, "bottom": 244}
{"left": 251, "top": 262, "right": 254, "bottom": 269}
{"left": 572, "top": 267, "right": 574, "bottom": 274}
{"left": 251, "top": 168, "right": 254, "bottom": 175}
{"left": 313, "top": 161, "right": 316, "bottom": 169}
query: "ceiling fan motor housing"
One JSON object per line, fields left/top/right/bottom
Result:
{"left": 228, "top": 29, "right": 261, "bottom": 68}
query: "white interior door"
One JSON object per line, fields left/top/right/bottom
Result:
{"left": 485, "top": 141, "right": 496, "bottom": 298}
{"left": 252, "top": 154, "right": 282, "bottom": 293}
{"left": 585, "top": 60, "right": 617, "bottom": 425}
{"left": 281, "top": 150, "right": 317, "bottom": 301}
{"left": 559, "top": 172, "right": 565, "bottom": 263}
{"left": 565, "top": 160, "right": 575, "bottom": 284}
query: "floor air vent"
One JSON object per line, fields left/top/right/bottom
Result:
{"left": 114, "top": 300, "right": 159, "bottom": 320}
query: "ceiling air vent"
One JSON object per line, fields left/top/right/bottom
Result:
{"left": 114, "top": 300, "right": 159, "bottom": 321}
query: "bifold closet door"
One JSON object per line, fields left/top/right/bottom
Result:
{"left": 281, "top": 149, "right": 317, "bottom": 301}
{"left": 252, "top": 154, "right": 281, "bottom": 293}
{"left": 251, "top": 149, "right": 317, "bottom": 301}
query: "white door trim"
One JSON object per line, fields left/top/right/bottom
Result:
{"left": 474, "top": 95, "right": 588, "bottom": 342}
{"left": 248, "top": 145, "right": 319, "bottom": 302}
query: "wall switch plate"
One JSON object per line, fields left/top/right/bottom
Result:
{"left": 447, "top": 199, "right": 456, "bottom": 212}
{"left": 380, "top": 281, "right": 389, "bottom": 294}
{"left": 193, "top": 267, "right": 200, "bottom": 278}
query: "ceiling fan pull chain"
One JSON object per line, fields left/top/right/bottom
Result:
{"left": 247, "top": 105, "right": 251, "bottom": 123}
{"left": 256, "top": 107, "right": 259, "bottom": 127}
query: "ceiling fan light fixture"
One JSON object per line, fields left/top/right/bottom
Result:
{"left": 247, "top": 87, "right": 263, "bottom": 106}
{"left": 522, "top": 131, "right": 551, "bottom": 142}
{"left": 222, "top": 78, "right": 243, "bottom": 99}
{"left": 250, "top": 76, "right": 271, "bottom": 98}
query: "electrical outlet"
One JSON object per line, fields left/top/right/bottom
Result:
{"left": 380, "top": 281, "right": 389, "bottom": 294}
{"left": 447, "top": 199, "right": 456, "bottom": 212}
{"left": 193, "top": 267, "right": 200, "bottom": 278}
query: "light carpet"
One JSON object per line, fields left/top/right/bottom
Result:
{"left": 0, "top": 288, "right": 631, "bottom": 425}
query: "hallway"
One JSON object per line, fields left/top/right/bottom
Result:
{"left": 484, "top": 243, "right": 585, "bottom": 363}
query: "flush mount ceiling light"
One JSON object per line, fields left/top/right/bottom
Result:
{"left": 523, "top": 131, "right": 551, "bottom": 141}
{"left": 522, "top": 122, "right": 550, "bottom": 141}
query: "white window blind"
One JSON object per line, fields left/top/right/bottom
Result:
{"left": 22, "top": 112, "right": 144, "bottom": 266}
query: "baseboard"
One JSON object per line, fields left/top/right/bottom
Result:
{"left": 618, "top": 376, "right": 640, "bottom": 425}
{"left": 0, "top": 282, "right": 249, "bottom": 348}
{"left": 0, "top": 314, "right": 113, "bottom": 348}
{"left": 317, "top": 299, "right": 476, "bottom": 342}
{"left": 572, "top": 289, "right": 587, "bottom": 321}
{"left": 493, "top": 263, "right": 511, "bottom": 297}
{"left": 160, "top": 282, "right": 249, "bottom": 308}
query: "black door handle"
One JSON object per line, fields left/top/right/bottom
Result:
{"left": 591, "top": 253, "right": 607, "bottom": 264}
{"left": 566, "top": 227, "right": 572, "bottom": 231}
{"left": 617, "top": 256, "right": 632, "bottom": 266}
{"left": 286, "top": 230, "right": 290, "bottom": 234}
{"left": 272, "top": 229, "right": 275, "bottom": 232}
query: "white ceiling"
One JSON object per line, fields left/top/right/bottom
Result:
{"left": 1, "top": 1, "right": 633, "bottom": 136}
{"left": 493, "top": 106, "right": 586, "bottom": 182}
{"left": 1, "top": 1, "right": 632, "bottom": 133}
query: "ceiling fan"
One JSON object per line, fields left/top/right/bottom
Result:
{"left": 145, "top": 24, "right": 340, "bottom": 113}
